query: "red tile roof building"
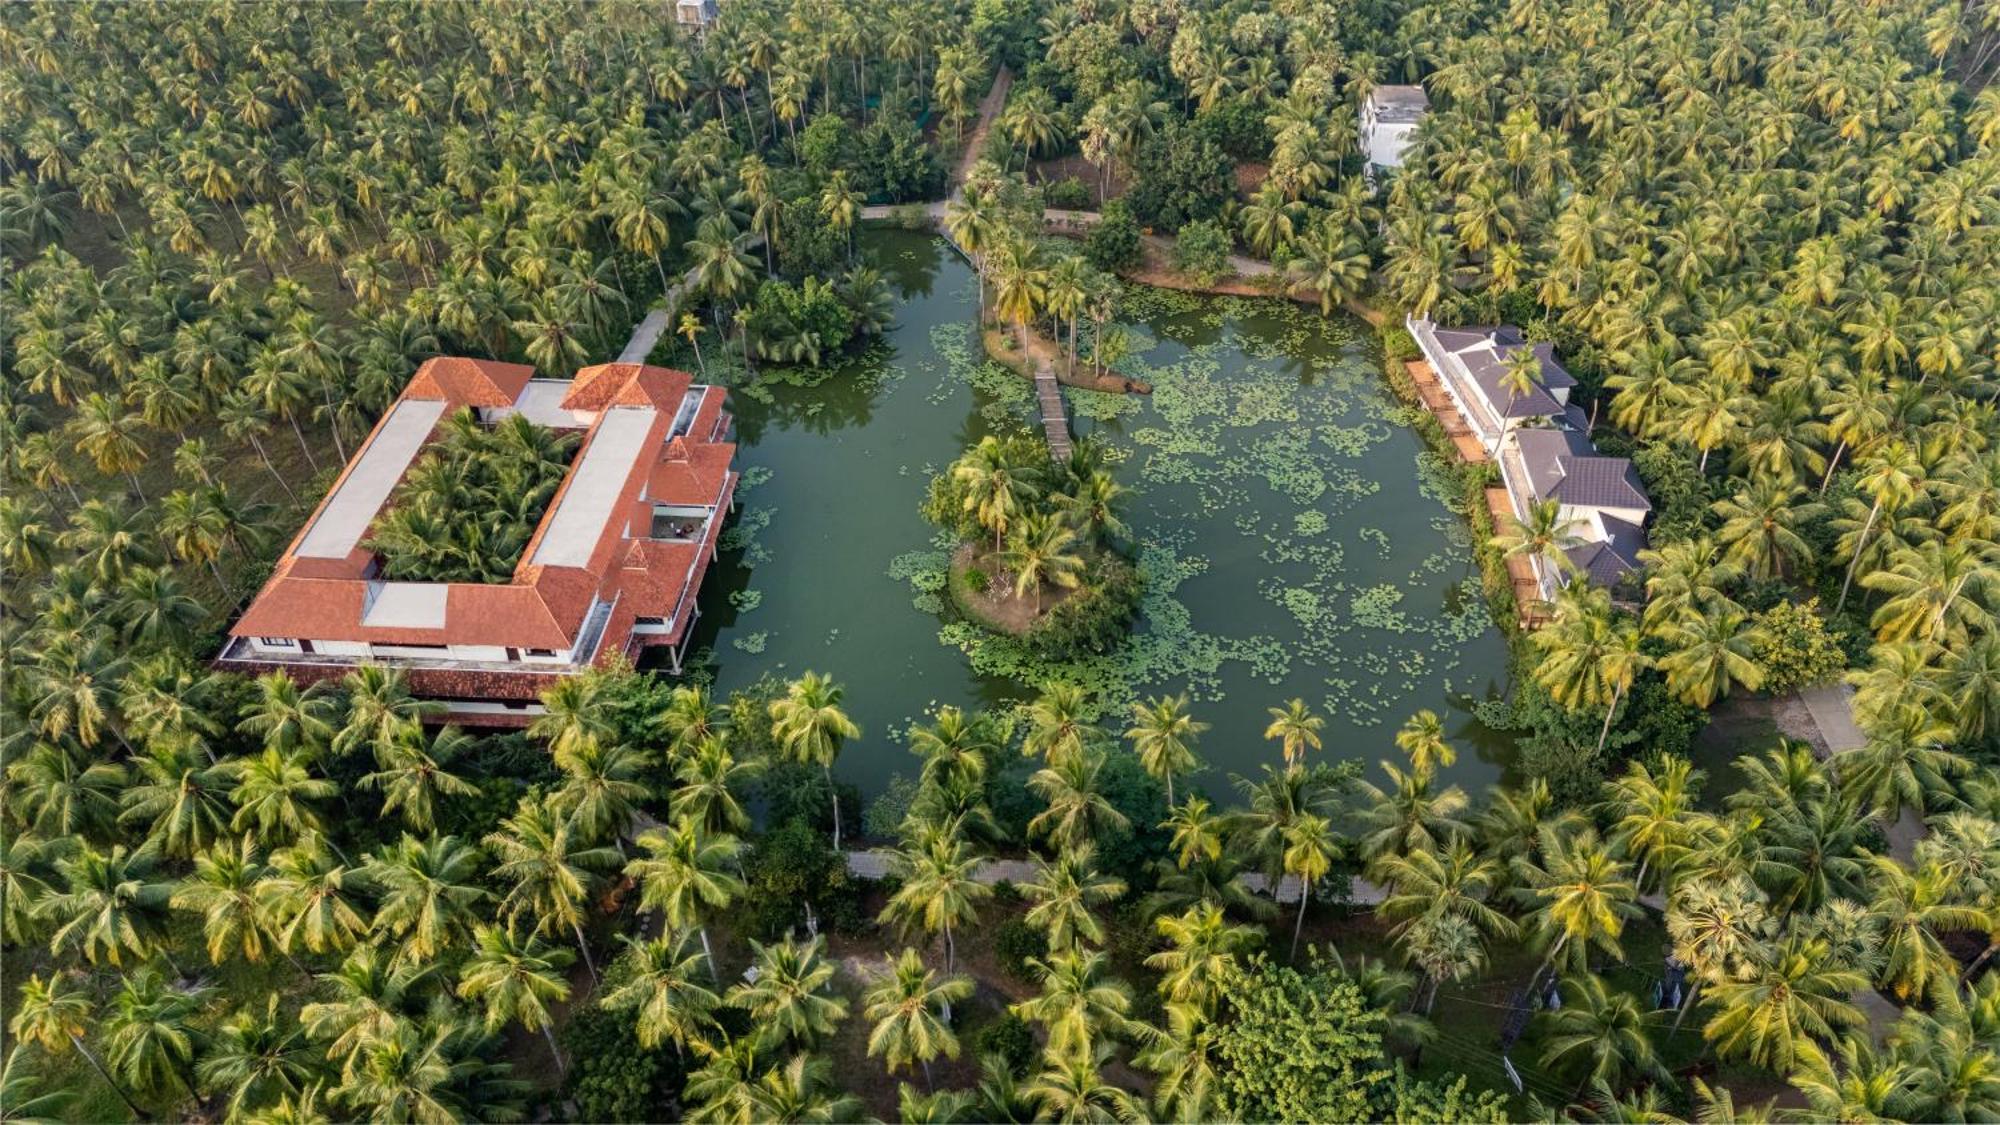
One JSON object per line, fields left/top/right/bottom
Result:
{"left": 218, "top": 357, "right": 737, "bottom": 726}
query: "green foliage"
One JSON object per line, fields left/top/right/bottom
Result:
{"left": 854, "top": 111, "right": 947, "bottom": 203}
{"left": 364, "top": 411, "right": 578, "bottom": 583}
{"left": 971, "top": 1012, "right": 1038, "bottom": 1073}
{"left": 777, "top": 191, "right": 850, "bottom": 278}
{"left": 1127, "top": 120, "right": 1233, "bottom": 230}
{"left": 1380, "top": 326, "right": 1420, "bottom": 362}
{"left": 1025, "top": 550, "right": 1144, "bottom": 659}
{"left": 1044, "top": 177, "right": 1094, "bottom": 211}
{"left": 559, "top": 1004, "right": 687, "bottom": 1123}
{"left": 1631, "top": 441, "right": 1713, "bottom": 544}
{"left": 1750, "top": 598, "right": 1847, "bottom": 692}
{"left": 799, "top": 114, "right": 851, "bottom": 178}
{"left": 993, "top": 916, "right": 1047, "bottom": 981}
{"left": 1382, "top": 1069, "right": 1511, "bottom": 1124}
{"left": 746, "top": 276, "right": 856, "bottom": 368}
{"left": 741, "top": 817, "right": 863, "bottom": 938}
{"left": 1206, "top": 952, "right": 1396, "bottom": 1124}
{"left": 1171, "top": 219, "right": 1233, "bottom": 285}
{"left": 1083, "top": 200, "right": 1143, "bottom": 272}
{"left": 862, "top": 773, "right": 920, "bottom": 840}
{"left": 1193, "top": 99, "right": 1272, "bottom": 161}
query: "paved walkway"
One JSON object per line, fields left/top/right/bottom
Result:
{"left": 845, "top": 848, "right": 1386, "bottom": 905}
{"left": 618, "top": 308, "right": 671, "bottom": 364}
{"left": 1799, "top": 683, "right": 1866, "bottom": 752}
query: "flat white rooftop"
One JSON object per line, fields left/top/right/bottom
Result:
{"left": 488, "top": 380, "right": 597, "bottom": 430}
{"left": 297, "top": 398, "right": 447, "bottom": 559}
{"left": 362, "top": 581, "right": 449, "bottom": 628}
{"left": 531, "top": 406, "right": 657, "bottom": 569}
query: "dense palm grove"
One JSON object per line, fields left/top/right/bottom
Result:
{"left": 6, "top": 0, "right": 2000, "bottom": 1120}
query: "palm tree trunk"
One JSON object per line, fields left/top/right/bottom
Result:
{"left": 287, "top": 415, "right": 319, "bottom": 472}
{"left": 824, "top": 763, "right": 842, "bottom": 850}
{"left": 1594, "top": 682, "right": 1623, "bottom": 756}
{"left": 1836, "top": 499, "right": 1883, "bottom": 612}
{"left": 1165, "top": 774, "right": 1174, "bottom": 808}
{"left": 700, "top": 925, "right": 720, "bottom": 983}
{"left": 574, "top": 922, "right": 599, "bottom": 984}
{"left": 248, "top": 435, "right": 297, "bottom": 501}
{"left": 126, "top": 470, "right": 147, "bottom": 504}
{"left": 1820, "top": 438, "right": 1847, "bottom": 495}
{"left": 72, "top": 1035, "right": 148, "bottom": 1120}
{"left": 541, "top": 1023, "right": 567, "bottom": 1077}
{"left": 1668, "top": 980, "right": 1701, "bottom": 1036}
{"left": 1290, "top": 875, "right": 1311, "bottom": 959}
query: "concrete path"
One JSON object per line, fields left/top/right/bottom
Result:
{"left": 617, "top": 307, "right": 672, "bottom": 364}
{"left": 1035, "top": 361, "right": 1071, "bottom": 461}
{"left": 1799, "top": 683, "right": 1866, "bottom": 752}
{"left": 845, "top": 848, "right": 1386, "bottom": 906}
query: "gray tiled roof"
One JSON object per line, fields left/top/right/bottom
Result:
{"left": 1565, "top": 516, "right": 1649, "bottom": 585}
{"left": 1513, "top": 429, "right": 1651, "bottom": 512}
{"left": 1435, "top": 326, "right": 1574, "bottom": 419}
{"left": 1368, "top": 85, "right": 1431, "bottom": 123}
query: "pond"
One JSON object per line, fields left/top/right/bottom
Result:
{"left": 678, "top": 229, "right": 1514, "bottom": 799}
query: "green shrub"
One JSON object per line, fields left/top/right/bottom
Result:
{"left": 1127, "top": 120, "right": 1232, "bottom": 229}
{"left": 972, "top": 1013, "right": 1037, "bottom": 1072}
{"left": 1751, "top": 598, "right": 1847, "bottom": 691}
{"left": 1632, "top": 441, "right": 1714, "bottom": 544}
{"left": 559, "top": 1005, "right": 687, "bottom": 1123}
{"left": 741, "top": 815, "right": 863, "bottom": 937}
{"left": 964, "top": 565, "right": 991, "bottom": 594}
{"left": 1379, "top": 325, "right": 1419, "bottom": 361}
{"left": 1026, "top": 551, "right": 1143, "bottom": 659}
{"left": 863, "top": 774, "right": 919, "bottom": 840}
{"left": 1172, "top": 218, "right": 1233, "bottom": 284}
{"left": 1083, "top": 199, "right": 1143, "bottom": 271}
{"left": 1044, "top": 176, "right": 1093, "bottom": 210}
{"left": 993, "top": 917, "right": 1046, "bottom": 980}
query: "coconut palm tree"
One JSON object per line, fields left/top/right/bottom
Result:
{"left": 1003, "top": 511, "right": 1085, "bottom": 615}
{"left": 197, "top": 995, "right": 316, "bottom": 1119}
{"left": 746, "top": 1054, "right": 864, "bottom": 1123}
{"left": 672, "top": 736, "right": 759, "bottom": 835}
{"left": 1022, "top": 844, "right": 1127, "bottom": 952}
{"left": 455, "top": 924, "right": 573, "bottom": 1076}
{"left": 485, "top": 794, "right": 618, "bottom": 982}
{"left": 1012, "top": 948, "right": 1144, "bottom": 1060}
{"left": 880, "top": 827, "right": 991, "bottom": 979}
{"left": 171, "top": 840, "right": 274, "bottom": 966}
{"left": 626, "top": 816, "right": 744, "bottom": 977}
{"left": 864, "top": 947, "right": 974, "bottom": 1087}
{"left": 1146, "top": 902, "right": 1261, "bottom": 1011}
{"left": 1540, "top": 972, "right": 1664, "bottom": 1100}
{"left": 1126, "top": 694, "right": 1206, "bottom": 807}
{"left": 728, "top": 934, "right": 850, "bottom": 1050}
{"left": 9, "top": 974, "right": 147, "bottom": 1119}
{"left": 952, "top": 435, "right": 1040, "bottom": 553}
{"left": 601, "top": 928, "right": 721, "bottom": 1056}
{"left": 1655, "top": 605, "right": 1766, "bottom": 707}
{"left": 1262, "top": 698, "right": 1324, "bottom": 773}
{"left": 365, "top": 834, "right": 489, "bottom": 966}
{"left": 767, "top": 671, "right": 860, "bottom": 849}
{"left": 1023, "top": 683, "right": 1100, "bottom": 767}
{"left": 258, "top": 834, "right": 371, "bottom": 956}
{"left": 1521, "top": 827, "right": 1640, "bottom": 978}
{"left": 1024, "top": 1043, "right": 1143, "bottom": 1123}
{"left": 45, "top": 844, "right": 173, "bottom": 968}
{"left": 1392, "top": 709, "right": 1455, "bottom": 774}
{"left": 1704, "top": 934, "right": 1866, "bottom": 1072}
{"left": 1028, "top": 750, "right": 1130, "bottom": 850}
{"left": 1866, "top": 855, "right": 1988, "bottom": 1005}
{"left": 105, "top": 967, "right": 213, "bottom": 1106}
{"left": 1604, "top": 756, "right": 1702, "bottom": 894}
{"left": 550, "top": 739, "right": 652, "bottom": 850}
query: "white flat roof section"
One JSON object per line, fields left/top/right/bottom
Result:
{"left": 362, "top": 581, "right": 450, "bottom": 628}
{"left": 531, "top": 406, "right": 658, "bottom": 568}
{"left": 296, "top": 398, "right": 448, "bottom": 559}
{"left": 489, "top": 380, "right": 597, "bottom": 430}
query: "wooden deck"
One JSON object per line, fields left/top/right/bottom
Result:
{"left": 1404, "top": 360, "right": 1489, "bottom": 464}
{"left": 1486, "top": 487, "right": 1551, "bottom": 628}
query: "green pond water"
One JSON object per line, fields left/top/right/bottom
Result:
{"left": 677, "top": 229, "right": 1514, "bottom": 798}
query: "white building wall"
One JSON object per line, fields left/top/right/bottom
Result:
{"left": 1364, "top": 121, "right": 1420, "bottom": 170}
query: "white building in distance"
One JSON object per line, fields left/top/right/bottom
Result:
{"left": 1360, "top": 84, "right": 1431, "bottom": 175}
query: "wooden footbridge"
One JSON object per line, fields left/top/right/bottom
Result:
{"left": 1035, "top": 362, "right": 1072, "bottom": 461}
